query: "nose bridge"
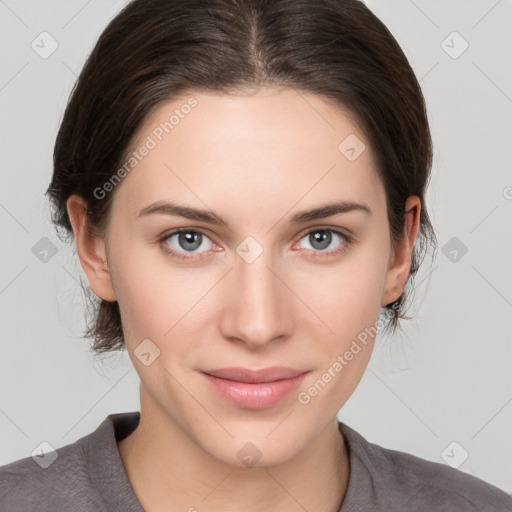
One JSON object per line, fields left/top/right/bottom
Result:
{"left": 221, "top": 237, "right": 290, "bottom": 347}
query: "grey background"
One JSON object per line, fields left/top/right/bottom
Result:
{"left": 1, "top": 0, "right": 511, "bottom": 495}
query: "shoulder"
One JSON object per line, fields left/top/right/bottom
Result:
{"left": 338, "top": 422, "right": 512, "bottom": 512}
{"left": 0, "top": 420, "right": 112, "bottom": 512}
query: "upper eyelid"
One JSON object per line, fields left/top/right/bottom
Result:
{"left": 296, "top": 225, "right": 351, "bottom": 239}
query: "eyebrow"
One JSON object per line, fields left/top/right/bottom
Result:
{"left": 136, "top": 199, "right": 372, "bottom": 228}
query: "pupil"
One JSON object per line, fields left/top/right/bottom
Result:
{"left": 179, "top": 232, "right": 201, "bottom": 251}
{"left": 311, "top": 231, "right": 331, "bottom": 250}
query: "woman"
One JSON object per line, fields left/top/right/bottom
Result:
{"left": 1, "top": 0, "right": 510, "bottom": 510}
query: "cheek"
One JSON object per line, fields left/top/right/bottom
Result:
{"left": 110, "top": 246, "right": 219, "bottom": 344}
{"left": 294, "top": 260, "right": 386, "bottom": 412}
{"left": 292, "top": 248, "right": 389, "bottom": 344}
{"left": 108, "top": 240, "right": 169, "bottom": 340}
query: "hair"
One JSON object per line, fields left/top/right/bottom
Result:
{"left": 46, "top": 0, "right": 438, "bottom": 355}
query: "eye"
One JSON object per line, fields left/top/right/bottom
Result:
{"left": 158, "top": 227, "right": 352, "bottom": 262}
{"left": 159, "top": 229, "right": 214, "bottom": 260}
{"left": 295, "top": 228, "right": 351, "bottom": 255}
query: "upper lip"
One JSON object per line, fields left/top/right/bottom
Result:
{"left": 202, "top": 367, "right": 309, "bottom": 383}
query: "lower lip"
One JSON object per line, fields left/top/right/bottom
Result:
{"left": 201, "top": 372, "right": 309, "bottom": 410}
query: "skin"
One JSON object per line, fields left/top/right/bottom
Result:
{"left": 67, "top": 86, "right": 421, "bottom": 512}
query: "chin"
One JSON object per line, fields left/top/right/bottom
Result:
{"left": 196, "top": 423, "right": 310, "bottom": 469}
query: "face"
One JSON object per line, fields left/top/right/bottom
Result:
{"left": 71, "top": 86, "right": 417, "bottom": 467}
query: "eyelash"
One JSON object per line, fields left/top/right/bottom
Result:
{"left": 158, "top": 227, "right": 353, "bottom": 262}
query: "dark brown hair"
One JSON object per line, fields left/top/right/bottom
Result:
{"left": 46, "top": 0, "right": 437, "bottom": 355}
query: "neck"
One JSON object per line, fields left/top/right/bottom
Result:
{"left": 118, "top": 387, "right": 350, "bottom": 512}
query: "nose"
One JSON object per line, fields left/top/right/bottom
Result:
{"left": 219, "top": 246, "right": 293, "bottom": 349}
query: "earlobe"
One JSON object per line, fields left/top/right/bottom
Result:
{"left": 381, "top": 196, "right": 421, "bottom": 307}
{"left": 66, "top": 194, "right": 117, "bottom": 302}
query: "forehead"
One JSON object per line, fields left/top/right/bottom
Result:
{"left": 113, "top": 87, "right": 384, "bottom": 219}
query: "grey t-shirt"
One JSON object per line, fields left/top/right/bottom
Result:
{"left": 1, "top": 411, "right": 511, "bottom": 511}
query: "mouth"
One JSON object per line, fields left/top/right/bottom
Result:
{"left": 200, "top": 367, "right": 310, "bottom": 409}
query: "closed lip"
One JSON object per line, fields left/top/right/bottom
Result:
{"left": 201, "top": 366, "right": 309, "bottom": 383}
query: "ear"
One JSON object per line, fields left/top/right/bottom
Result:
{"left": 66, "top": 194, "right": 117, "bottom": 302}
{"left": 381, "top": 195, "right": 421, "bottom": 307}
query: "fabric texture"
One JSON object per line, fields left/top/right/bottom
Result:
{"left": 1, "top": 411, "right": 511, "bottom": 511}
